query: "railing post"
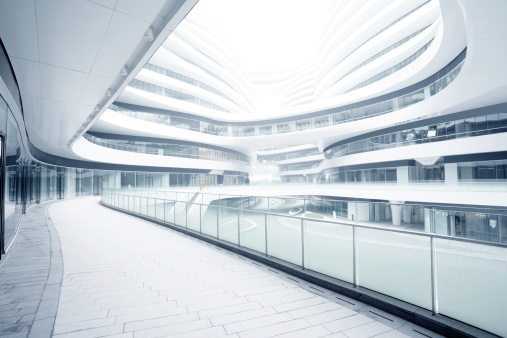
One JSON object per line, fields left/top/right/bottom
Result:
{"left": 173, "top": 200, "right": 176, "bottom": 225}
{"left": 265, "top": 213, "right": 268, "bottom": 256}
{"left": 430, "top": 236, "right": 438, "bottom": 315}
{"left": 353, "top": 225, "right": 358, "bottom": 287}
{"left": 238, "top": 210, "right": 241, "bottom": 246}
{"left": 185, "top": 202, "right": 188, "bottom": 228}
{"left": 199, "top": 204, "right": 202, "bottom": 233}
{"left": 154, "top": 198, "right": 156, "bottom": 219}
{"left": 301, "top": 218, "right": 305, "bottom": 270}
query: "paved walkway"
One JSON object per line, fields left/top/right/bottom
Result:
{"left": 0, "top": 202, "right": 63, "bottom": 338}
{"left": 1, "top": 197, "right": 442, "bottom": 338}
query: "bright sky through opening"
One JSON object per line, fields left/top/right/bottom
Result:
{"left": 188, "top": 0, "right": 332, "bottom": 74}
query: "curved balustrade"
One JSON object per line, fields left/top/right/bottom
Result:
{"left": 83, "top": 134, "right": 250, "bottom": 164}
{"left": 110, "top": 58, "right": 465, "bottom": 137}
{"left": 102, "top": 190, "right": 507, "bottom": 337}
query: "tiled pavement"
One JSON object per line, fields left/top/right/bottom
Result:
{"left": 1, "top": 197, "right": 443, "bottom": 338}
{"left": 0, "top": 202, "right": 63, "bottom": 338}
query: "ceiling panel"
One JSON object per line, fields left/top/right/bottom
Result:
{"left": 9, "top": 58, "right": 40, "bottom": 98}
{"left": 27, "top": 98, "right": 76, "bottom": 143}
{"left": 91, "top": 11, "right": 148, "bottom": 78}
{"left": 0, "top": 0, "right": 39, "bottom": 62}
{"left": 115, "top": 0, "right": 167, "bottom": 23}
{"left": 40, "top": 63, "right": 88, "bottom": 103}
{"left": 36, "top": 0, "right": 113, "bottom": 72}
{"left": 88, "top": 0, "right": 119, "bottom": 9}
{"left": 78, "top": 74, "right": 113, "bottom": 105}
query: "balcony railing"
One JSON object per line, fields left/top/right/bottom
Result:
{"left": 83, "top": 134, "right": 250, "bottom": 164}
{"left": 110, "top": 59, "right": 465, "bottom": 138}
{"left": 102, "top": 190, "right": 507, "bottom": 337}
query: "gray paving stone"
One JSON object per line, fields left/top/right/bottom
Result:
{"left": 275, "top": 325, "right": 331, "bottom": 338}
{"left": 52, "top": 324, "right": 124, "bottom": 338}
{"left": 53, "top": 317, "right": 116, "bottom": 335}
{"left": 132, "top": 318, "right": 212, "bottom": 338}
{"left": 224, "top": 313, "right": 293, "bottom": 334}
{"left": 210, "top": 307, "right": 277, "bottom": 326}
{"left": 238, "top": 318, "right": 310, "bottom": 338}
{"left": 324, "top": 314, "right": 375, "bottom": 333}
{"left": 341, "top": 321, "right": 393, "bottom": 338}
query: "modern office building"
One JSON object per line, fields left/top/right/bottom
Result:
{"left": 0, "top": 0, "right": 506, "bottom": 337}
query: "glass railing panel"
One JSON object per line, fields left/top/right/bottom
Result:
{"left": 165, "top": 191, "right": 177, "bottom": 200}
{"left": 436, "top": 239, "right": 507, "bottom": 337}
{"left": 218, "top": 207, "right": 239, "bottom": 245}
{"left": 268, "top": 215, "right": 302, "bottom": 266}
{"left": 217, "top": 195, "right": 242, "bottom": 209}
{"left": 268, "top": 197, "right": 305, "bottom": 215}
{"left": 128, "top": 196, "right": 135, "bottom": 212}
{"left": 240, "top": 210, "right": 266, "bottom": 253}
{"left": 164, "top": 200, "right": 175, "bottom": 224}
{"left": 187, "top": 203, "right": 201, "bottom": 231}
{"left": 201, "top": 193, "right": 217, "bottom": 206}
{"left": 155, "top": 199, "right": 164, "bottom": 221}
{"left": 357, "top": 228, "right": 432, "bottom": 309}
{"left": 140, "top": 197, "right": 148, "bottom": 215}
{"left": 241, "top": 196, "right": 263, "bottom": 211}
{"left": 202, "top": 205, "right": 218, "bottom": 238}
{"left": 304, "top": 220, "right": 353, "bottom": 283}
{"left": 147, "top": 198, "right": 156, "bottom": 218}
{"left": 134, "top": 196, "right": 141, "bottom": 214}
{"left": 177, "top": 192, "right": 191, "bottom": 202}
{"left": 174, "top": 201, "right": 187, "bottom": 227}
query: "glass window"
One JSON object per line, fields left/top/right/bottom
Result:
{"left": 455, "top": 119, "right": 465, "bottom": 138}
{"left": 495, "top": 160, "right": 506, "bottom": 179}
{"left": 487, "top": 113, "right": 499, "bottom": 134}
{"left": 464, "top": 117, "right": 476, "bottom": 137}
{"left": 446, "top": 121, "right": 455, "bottom": 139}
{"left": 437, "top": 122, "right": 447, "bottom": 141}
{"left": 499, "top": 112, "right": 507, "bottom": 132}
{"left": 475, "top": 115, "right": 487, "bottom": 136}
{"left": 478, "top": 161, "right": 496, "bottom": 180}
{"left": 458, "top": 162, "right": 477, "bottom": 181}
{"left": 386, "top": 168, "right": 397, "bottom": 181}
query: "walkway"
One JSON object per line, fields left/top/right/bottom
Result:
{"left": 1, "top": 197, "right": 443, "bottom": 338}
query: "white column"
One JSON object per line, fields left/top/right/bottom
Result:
{"left": 445, "top": 163, "right": 458, "bottom": 184}
{"left": 397, "top": 166, "right": 409, "bottom": 185}
{"left": 390, "top": 203, "right": 403, "bottom": 226}
{"left": 161, "top": 173, "right": 169, "bottom": 187}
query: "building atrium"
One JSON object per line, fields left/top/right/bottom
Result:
{"left": 0, "top": 0, "right": 506, "bottom": 337}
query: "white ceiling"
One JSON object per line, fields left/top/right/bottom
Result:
{"left": 0, "top": 0, "right": 197, "bottom": 159}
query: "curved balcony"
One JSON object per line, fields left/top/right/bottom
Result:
{"left": 82, "top": 134, "right": 250, "bottom": 164}
{"left": 108, "top": 55, "right": 465, "bottom": 138}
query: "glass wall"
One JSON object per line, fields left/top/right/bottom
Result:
{"left": 257, "top": 148, "right": 321, "bottom": 162}
{"left": 325, "top": 112, "right": 507, "bottom": 159}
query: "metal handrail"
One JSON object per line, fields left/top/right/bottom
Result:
{"left": 102, "top": 187, "right": 507, "bottom": 212}
{"left": 104, "top": 192, "right": 507, "bottom": 249}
